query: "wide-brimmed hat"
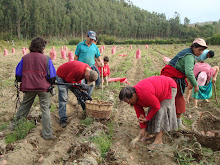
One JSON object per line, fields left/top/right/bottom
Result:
{"left": 193, "top": 38, "right": 208, "bottom": 48}
{"left": 197, "top": 71, "right": 207, "bottom": 86}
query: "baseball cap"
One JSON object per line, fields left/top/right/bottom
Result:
{"left": 87, "top": 31, "right": 96, "bottom": 40}
{"left": 193, "top": 38, "right": 208, "bottom": 48}
{"left": 197, "top": 72, "right": 207, "bottom": 86}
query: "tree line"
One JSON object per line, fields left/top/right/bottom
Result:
{"left": 0, "top": 0, "right": 219, "bottom": 41}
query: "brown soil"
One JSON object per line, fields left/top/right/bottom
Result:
{"left": 0, "top": 45, "right": 219, "bottom": 165}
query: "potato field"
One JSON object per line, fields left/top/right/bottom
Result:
{"left": 0, "top": 44, "right": 220, "bottom": 165}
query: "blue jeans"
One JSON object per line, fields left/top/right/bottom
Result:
{"left": 90, "top": 65, "right": 100, "bottom": 87}
{"left": 56, "top": 76, "right": 69, "bottom": 123}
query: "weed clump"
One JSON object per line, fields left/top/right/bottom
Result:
{"left": 5, "top": 118, "right": 35, "bottom": 144}
{"left": 80, "top": 117, "right": 94, "bottom": 126}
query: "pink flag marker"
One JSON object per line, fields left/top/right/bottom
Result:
{"left": 136, "top": 49, "right": 141, "bottom": 59}
{"left": 119, "top": 54, "right": 127, "bottom": 57}
{"left": 22, "top": 48, "right": 26, "bottom": 55}
{"left": 100, "top": 46, "right": 103, "bottom": 53}
{"left": 61, "top": 51, "right": 66, "bottom": 60}
{"left": 108, "top": 77, "right": 130, "bottom": 84}
{"left": 112, "top": 47, "right": 116, "bottom": 55}
{"left": 68, "top": 51, "right": 74, "bottom": 62}
{"left": 163, "top": 57, "right": 171, "bottom": 62}
{"left": 4, "top": 49, "right": 8, "bottom": 56}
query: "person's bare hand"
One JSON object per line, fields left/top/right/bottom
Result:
{"left": 212, "top": 77, "right": 216, "bottom": 83}
{"left": 139, "top": 118, "right": 147, "bottom": 123}
{"left": 186, "top": 98, "right": 190, "bottom": 104}
{"left": 138, "top": 116, "right": 147, "bottom": 123}
{"left": 100, "top": 62, "right": 104, "bottom": 67}
{"left": 194, "top": 85, "right": 199, "bottom": 93}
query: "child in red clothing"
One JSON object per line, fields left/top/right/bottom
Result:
{"left": 98, "top": 56, "right": 110, "bottom": 85}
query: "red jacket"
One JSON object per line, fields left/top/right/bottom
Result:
{"left": 133, "top": 76, "right": 177, "bottom": 128}
{"left": 57, "top": 61, "right": 89, "bottom": 83}
{"left": 98, "top": 64, "right": 110, "bottom": 77}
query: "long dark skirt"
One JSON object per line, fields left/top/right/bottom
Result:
{"left": 146, "top": 88, "right": 178, "bottom": 134}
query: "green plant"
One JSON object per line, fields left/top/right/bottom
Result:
{"left": 5, "top": 118, "right": 35, "bottom": 144}
{"left": 80, "top": 117, "right": 94, "bottom": 126}
{"left": 106, "top": 122, "right": 114, "bottom": 139}
{"left": 90, "top": 122, "right": 114, "bottom": 158}
{"left": 182, "top": 116, "right": 193, "bottom": 127}
{"left": 174, "top": 151, "right": 196, "bottom": 165}
{"left": 68, "top": 39, "right": 80, "bottom": 45}
{"left": 2, "top": 78, "right": 15, "bottom": 87}
{"left": 0, "top": 122, "right": 7, "bottom": 130}
{"left": 50, "top": 102, "right": 57, "bottom": 112}
{"left": 90, "top": 132, "right": 112, "bottom": 158}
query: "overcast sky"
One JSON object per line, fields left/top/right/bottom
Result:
{"left": 131, "top": 0, "right": 220, "bottom": 24}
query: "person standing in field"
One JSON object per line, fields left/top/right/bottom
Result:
{"left": 98, "top": 56, "right": 110, "bottom": 85}
{"left": 185, "top": 63, "right": 219, "bottom": 108}
{"left": 119, "top": 76, "right": 178, "bottom": 150}
{"left": 195, "top": 50, "right": 215, "bottom": 63}
{"left": 74, "top": 31, "right": 104, "bottom": 96}
{"left": 161, "top": 38, "right": 208, "bottom": 129}
{"left": 56, "top": 61, "right": 98, "bottom": 128}
{"left": 14, "top": 37, "right": 56, "bottom": 140}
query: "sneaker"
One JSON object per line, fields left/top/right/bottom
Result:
{"left": 60, "top": 121, "right": 67, "bottom": 128}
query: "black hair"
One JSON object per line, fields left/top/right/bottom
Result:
{"left": 104, "top": 56, "right": 109, "bottom": 62}
{"left": 208, "top": 50, "right": 214, "bottom": 58}
{"left": 29, "top": 37, "right": 47, "bottom": 53}
{"left": 119, "top": 86, "right": 136, "bottom": 101}
{"left": 190, "top": 43, "right": 207, "bottom": 49}
{"left": 94, "top": 37, "right": 97, "bottom": 42}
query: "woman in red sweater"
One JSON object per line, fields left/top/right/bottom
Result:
{"left": 119, "top": 76, "right": 177, "bottom": 149}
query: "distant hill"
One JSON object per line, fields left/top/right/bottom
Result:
{"left": 188, "top": 21, "right": 216, "bottom": 27}
{"left": 187, "top": 21, "right": 220, "bottom": 34}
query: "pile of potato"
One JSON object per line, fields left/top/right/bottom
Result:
{"left": 200, "top": 130, "right": 220, "bottom": 137}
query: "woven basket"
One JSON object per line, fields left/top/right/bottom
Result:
{"left": 192, "top": 111, "right": 220, "bottom": 151}
{"left": 85, "top": 97, "right": 113, "bottom": 119}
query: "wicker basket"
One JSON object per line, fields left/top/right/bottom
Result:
{"left": 85, "top": 97, "right": 113, "bottom": 119}
{"left": 192, "top": 111, "right": 220, "bottom": 151}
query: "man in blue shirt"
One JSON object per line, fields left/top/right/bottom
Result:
{"left": 74, "top": 31, "right": 103, "bottom": 96}
{"left": 195, "top": 49, "right": 215, "bottom": 63}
